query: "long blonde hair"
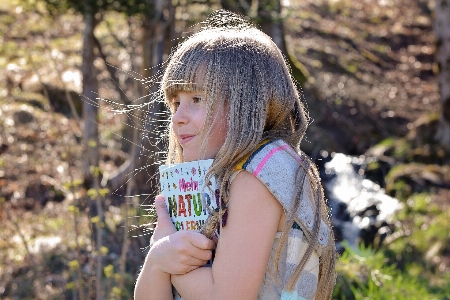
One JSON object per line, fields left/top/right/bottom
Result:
{"left": 161, "top": 10, "right": 335, "bottom": 299}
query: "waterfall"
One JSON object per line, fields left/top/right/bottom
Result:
{"left": 319, "top": 153, "right": 403, "bottom": 252}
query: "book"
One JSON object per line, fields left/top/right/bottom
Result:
{"left": 159, "top": 159, "right": 218, "bottom": 300}
{"left": 159, "top": 159, "right": 219, "bottom": 231}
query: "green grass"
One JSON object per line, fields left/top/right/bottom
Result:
{"left": 334, "top": 242, "right": 449, "bottom": 299}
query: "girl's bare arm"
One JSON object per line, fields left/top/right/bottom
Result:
{"left": 134, "top": 197, "right": 215, "bottom": 300}
{"left": 171, "top": 170, "right": 283, "bottom": 299}
{"left": 134, "top": 259, "right": 173, "bottom": 300}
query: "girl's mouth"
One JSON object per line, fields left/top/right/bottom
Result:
{"left": 178, "top": 134, "right": 195, "bottom": 144}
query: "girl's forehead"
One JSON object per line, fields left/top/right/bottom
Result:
{"left": 165, "top": 66, "right": 207, "bottom": 99}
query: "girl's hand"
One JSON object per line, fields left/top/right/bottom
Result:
{"left": 147, "top": 195, "right": 216, "bottom": 275}
{"left": 150, "top": 195, "right": 177, "bottom": 245}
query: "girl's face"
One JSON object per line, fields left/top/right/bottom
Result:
{"left": 171, "top": 91, "right": 227, "bottom": 162}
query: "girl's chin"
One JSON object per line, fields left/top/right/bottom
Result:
{"left": 182, "top": 152, "right": 199, "bottom": 162}
{"left": 183, "top": 158, "right": 197, "bottom": 162}
{"left": 182, "top": 151, "right": 216, "bottom": 162}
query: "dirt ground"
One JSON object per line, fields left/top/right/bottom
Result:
{"left": 288, "top": 0, "right": 440, "bottom": 155}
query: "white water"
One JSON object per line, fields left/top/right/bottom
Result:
{"left": 323, "top": 153, "right": 403, "bottom": 250}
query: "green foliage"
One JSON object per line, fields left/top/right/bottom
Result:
{"left": 68, "top": 259, "right": 80, "bottom": 270}
{"left": 100, "top": 245, "right": 109, "bottom": 255}
{"left": 334, "top": 242, "right": 448, "bottom": 299}
{"left": 104, "top": 264, "right": 114, "bottom": 278}
{"left": 366, "top": 160, "right": 380, "bottom": 172}
{"left": 389, "top": 139, "right": 411, "bottom": 160}
{"left": 378, "top": 137, "right": 395, "bottom": 147}
{"left": 42, "top": 0, "right": 155, "bottom": 16}
{"left": 326, "top": 0, "right": 352, "bottom": 14}
{"left": 389, "top": 198, "right": 450, "bottom": 262}
{"left": 87, "top": 187, "right": 109, "bottom": 199}
{"left": 88, "top": 139, "right": 98, "bottom": 148}
{"left": 64, "top": 178, "right": 83, "bottom": 190}
{"left": 373, "top": 44, "right": 389, "bottom": 54}
{"left": 345, "top": 63, "right": 357, "bottom": 74}
{"left": 91, "top": 215, "right": 100, "bottom": 224}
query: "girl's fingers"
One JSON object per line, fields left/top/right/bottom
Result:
{"left": 196, "top": 249, "right": 213, "bottom": 262}
{"left": 154, "top": 195, "right": 170, "bottom": 219}
{"left": 174, "top": 249, "right": 211, "bottom": 274}
{"left": 152, "top": 195, "right": 177, "bottom": 243}
{"left": 185, "top": 243, "right": 213, "bottom": 262}
{"left": 150, "top": 197, "right": 214, "bottom": 274}
{"left": 186, "top": 256, "right": 211, "bottom": 268}
{"left": 187, "top": 231, "right": 216, "bottom": 250}
{"left": 154, "top": 196, "right": 175, "bottom": 227}
{"left": 148, "top": 231, "right": 213, "bottom": 275}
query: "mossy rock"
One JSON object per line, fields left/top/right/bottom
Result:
{"left": 14, "top": 91, "right": 50, "bottom": 111}
{"left": 14, "top": 84, "right": 82, "bottom": 118}
{"left": 385, "top": 163, "right": 450, "bottom": 200}
{"left": 406, "top": 113, "right": 439, "bottom": 147}
{"left": 366, "top": 114, "right": 448, "bottom": 165}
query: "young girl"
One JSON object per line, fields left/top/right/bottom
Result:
{"left": 135, "top": 10, "right": 336, "bottom": 300}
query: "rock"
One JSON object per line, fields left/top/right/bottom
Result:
{"left": 24, "top": 180, "right": 65, "bottom": 208}
{"left": 15, "top": 92, "right": 50, "bottom": 111}
{"left": 13, "top": 109, "right": 34, "bottom": 124}
{"left": 0, "top": 143, "right": 9, "bottom": 155}
{"left": 44, "top": 84, "right": 82, "bottom": 118}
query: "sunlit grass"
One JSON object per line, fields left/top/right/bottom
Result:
{"left": 334, "top": 241, "right": 449, "bottom": 299}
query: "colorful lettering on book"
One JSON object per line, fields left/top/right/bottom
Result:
{"left": 159, "top": 159, "right": 218, "bottom": 232}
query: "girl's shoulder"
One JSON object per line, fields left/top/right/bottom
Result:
{"left": 234, "top": 139, "right": 332, "bottom": 253}
{"left": 234, "top": 139, "right": 311, "bottom": 195}
{"left": 234, "top": 139, "right": 310, "bottom": 174}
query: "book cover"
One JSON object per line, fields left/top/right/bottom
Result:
{"left": 159, "top": 159, "right": 219, "bottom": 231}
{"left": 159, "top": 159, "right": 219, "bottom": 300}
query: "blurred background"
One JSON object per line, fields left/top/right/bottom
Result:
{"left": 0, "top": 0, "right": 449, "bottom": 299}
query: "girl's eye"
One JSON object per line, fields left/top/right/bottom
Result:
{"left": 192, "top": 96, "right": 202, "bottom": 103}
{"left": 172, "top": 101, "right": 180, "bottom": 111}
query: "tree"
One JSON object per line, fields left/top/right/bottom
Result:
{"left": 221, "top": 0, "right": 308, "bottom": 85}
{"left": 220, "top": 0, "right": 252, "bottom": 15}
{"left": 44, "top": 0, "right": 177, "bottom": 198}
{"left": 42, "top": 1, "right": 171, "bottom": 298}
{"left": 434, "top": 0, "right": 450, "bottom": 149}
{"left": 81, "top": 7, "right": 100, "bottom": 188}
{"left": 106, "top": 0, "right": 176, "bottom": 198}
{"left": 45, "top": 0, "right": 102, "bottom": 184}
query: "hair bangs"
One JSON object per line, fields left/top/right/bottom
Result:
{"left": 162, "top": 42, "right": 212, "bottom": 106}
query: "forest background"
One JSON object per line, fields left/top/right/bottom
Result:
{"left": 0, "top": 0, "right": 449, "bottom": 299}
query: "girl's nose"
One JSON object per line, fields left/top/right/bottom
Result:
{"left": 172, "top": 103, "right": 188, "bottom": 126}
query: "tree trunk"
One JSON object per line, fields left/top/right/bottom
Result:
{"left": 220, "top": 0, "right": 252, "bottom": 15}
{"left": 258, "top": 0, "right": 308, "bottom": 85}
{"left": 106, "top": 0, "right": 175, "bottom": 198}
{"left": 81, "top": 9, "right": 104, "bottom": 300}
{"left": 435, "top": 0, "right": 450, "bottom": 149}
{"left": 82, "top": 10, "right": 100, "bottom": 187}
